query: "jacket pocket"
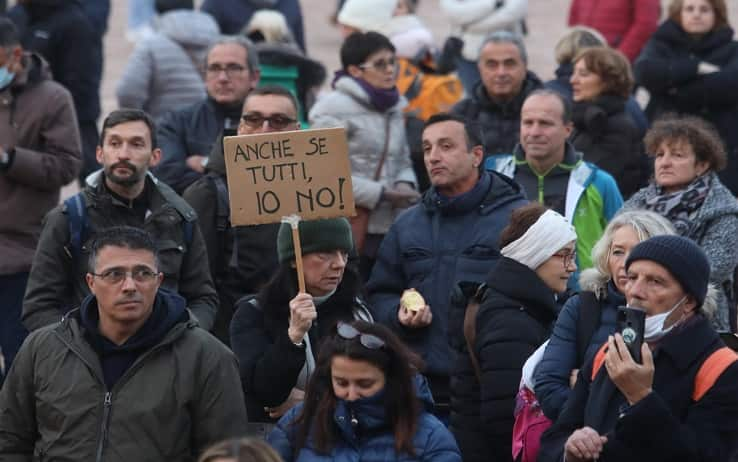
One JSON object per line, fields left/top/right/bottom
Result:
{"left": 458, "top": 245, "right": 500, "bottom": 280}
{"left": 401, "top": 247, "right": 433, "bottom": 294}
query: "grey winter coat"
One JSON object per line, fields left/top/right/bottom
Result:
{"left": 309, "top": 76, "right": 417, "bottom": 235}
{"left": 621, "top": 172, "right": 738, "bottom": 331}
{"left": 116, "top": 10, "right": 219, "bottom": 119}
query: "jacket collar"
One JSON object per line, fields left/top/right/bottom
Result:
{"left": 333, "top": 75, "right": 406, "bottom": 113}
{"left": 422, "top": 170, "right": 525, "bottom": 216}
{"left": 655, "top": 314, "right": 720, "bottom": 372}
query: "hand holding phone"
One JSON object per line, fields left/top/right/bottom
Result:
{"left": 616, "top": 306, "right": 646, "bottom": 364}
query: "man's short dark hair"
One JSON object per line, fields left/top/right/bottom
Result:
{"left": 424, "top": 113, "right": 484, "bottom": 150}
{"left": 525, "top": 89, "right": 573, "bottom": 124}
{"left": 88, "top": 226, "right": 159, "bottom": 272}
{"left": 245, "top": 84, "right": 299, "bottom": 114}
{"left": 0, "top": 17, "right": 20, "bottom": 48}
{"left": 100, "top": 109, "right": 158, "bottom": 149}
{"left": 340, "top": 31, "right": 395, "bottom": 70}
{"left": 423, "top": 113, "right": 486, "bottom": 172}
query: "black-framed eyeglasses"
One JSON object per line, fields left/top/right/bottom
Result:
{"left": 337, "top": 322, "right": 385, "bottom": 350}
{"left": 552, "top": 250, "right": 577, "bottom": 268}
{"left": 241, "top": 113, "right": 297, "bottom": 130}
{"left": 90, "top": 268, "right": 160, "bottom": 285}
{"left": 206, "top": 63, "right": 246, "bottom": 78}
{"left": 358, "top": 57, "right": 397, "bottom": 72}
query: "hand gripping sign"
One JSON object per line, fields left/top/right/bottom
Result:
{"left": 223, "top": 127, "right": 356, "bottom": 292}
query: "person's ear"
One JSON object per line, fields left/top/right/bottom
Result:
{"left": 471, "top": 145, "right": 484, "bottom": 168}
{"left": 347, "top": 64, "right": 363, "bottom": 79}
{"left": 149, "top": 148, "right": 162, "bottom": 167}
{"left": 683, "top": 295, "right": 698, "bottom": 314}
{"left": 86, "top": 273, "right": 96, "bottom": 293}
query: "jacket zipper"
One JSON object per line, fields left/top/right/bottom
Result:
{"left": 95, "top": 392, "right": 113, "bottom": 462}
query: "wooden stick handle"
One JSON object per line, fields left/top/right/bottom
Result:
{"left": 291, "top": 225, "right": 306, "bottom": 293}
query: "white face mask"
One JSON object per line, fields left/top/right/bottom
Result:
{"left": 643, "top": 296, "right": 687, "bottom": 342}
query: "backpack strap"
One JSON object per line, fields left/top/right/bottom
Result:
{"left": 63, "top": 193, "right": 88, "bottom": 265}
{"left": 209, "top": 175, "right": 231, "bottom": 233}
{"left": 576, "top": 292, "right": 602, "bottom": 365}
{"left": 590, "top": 342, "right": 608, "bottom": 381}
{"left": 464, "top": 283, "right": 490, "bottom": 384}
{"left": 693, "top": 347, "right": 738, "bottom": 401}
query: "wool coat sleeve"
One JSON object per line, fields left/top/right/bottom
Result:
{"left": 0, "top": 332, "right": 39, "bottom": 460}
{"left": 21, "top": 207, "right": 75, "bottom": 331}
{"left": 176, "top": 222, "right": 218, "bottom": 331}
{"left": 634, "top": 38, "right": 700, "bottom": 92}
{"left": 229, "top": 299, "right": 307, "bottom": 408}
{"left": 616, "top": 0, "right": 659, "bottom": 61}
{"left": 475, "top": 306, "right": 541, "bottom": 462}
{"left": 116, "top": 41, "right": 154, "bottom": 110}
{"left": 182, "top": 178, "right": 219, "bottom": 282}
{"left": 155, "top": 109, "right": 203, "bottom": 193}
{"left": 698, "top": 214, "right": 738, "bottom": 292}
{"left": 534, "top": 295, "right": 582, "bottom": 421}
{"left": 673, "top": 55, "right": 738, "bottom": 109}
{"left": 191, "top": 337, "right": 249, "bottom": 454}
{"left": 3, "top": 86, "right": 80, "bottom": 191}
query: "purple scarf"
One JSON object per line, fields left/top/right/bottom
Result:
{"left": 332, "top": 70, "right": 400, "bottom": 113}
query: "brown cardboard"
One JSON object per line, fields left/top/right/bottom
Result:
{"left": 223, "top": 127, "right": 355, "bottom": 225}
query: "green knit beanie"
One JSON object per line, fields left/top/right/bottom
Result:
{"left": 277, "top": 217, "right": 354, "bottom": 263}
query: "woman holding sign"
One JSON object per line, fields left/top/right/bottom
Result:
{"left": 230, "top": 218, "right": 373, "bottom": 424}
{"left": 309, "top": 31, "right": 419, "bottom": 278}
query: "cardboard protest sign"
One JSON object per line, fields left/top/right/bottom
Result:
{"left": 223, "top": 127, "right": 355, "bottom": 226}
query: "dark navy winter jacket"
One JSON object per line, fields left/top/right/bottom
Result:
{"left": 200, "top": 0, "right": 305, "bottom": 52}
{"left": 534, "top": 280, "right": 622, "bottom": 421}
{"left": 267, "top": 375, "right": 461, "bottom": 462}
{"left": 366, "top": 172, "right": 527, "bottom": 395}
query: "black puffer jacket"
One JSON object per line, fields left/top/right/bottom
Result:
{"left": 449, "top": 257, "right": 558, "bottom": 462}
{"left": 452, "top": 71, "right": 543, "bottom": 156}
{"left": 635, "top": 20, "right": 738, "bottom": 194}
{"left": 230, "top": 268, "right": 372, "bottom": 422}
{"left": 570, "top": 94, "right": 648, "bottom": 198}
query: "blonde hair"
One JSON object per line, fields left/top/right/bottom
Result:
{"left": 572, "top": 47, "right": 634, "bottom": 98}
{"left": 554, "top": 26, "right": 607, "bottom": 65}
{"left": 198, "top": 438, "right": 283, "bottom": 462}
{"left": 582, "top": 211, "right": 676, "bottom": 295}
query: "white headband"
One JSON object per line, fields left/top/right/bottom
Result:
{"left": 500, "top": 209, "right": 577, "bottom": 270}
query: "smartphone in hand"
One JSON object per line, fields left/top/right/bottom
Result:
{"left": 617, "top": 306, "right": 646, "bottom": 364}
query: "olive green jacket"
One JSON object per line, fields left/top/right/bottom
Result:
{"left": 0, "top": 308, "right": 248, "bottom": 461}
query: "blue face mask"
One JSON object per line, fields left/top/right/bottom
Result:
{"left": 0, "top": 65, "right": 15, "bottom": 89}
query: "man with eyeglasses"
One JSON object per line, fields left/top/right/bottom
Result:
{"left": 182, "top": 84, "right": 298, "bottom": 344}
{"left": 154, "top": 35, "right": 260, "bottom": 193}
{"left": 22, "top": 108, "right": 218, "bottom": 333}
{"left": 0, "top": 226, "right": 248, "bottom": 460}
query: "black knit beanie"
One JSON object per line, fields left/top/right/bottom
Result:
{"left": 277, "top": 218, "right": 353, "bottom": 263}
{"left": 625, "top": 235, "right": 710, "bottom": 306}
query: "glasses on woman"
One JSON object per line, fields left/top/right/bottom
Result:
{"left": 358, "top": 57, "right": 397, "bottom": 72}
{"left": 552, "top": 250, "right": 577, "bottom": 268}
{"left": 241, "top": 112, "right": 297, "bottom": 130}
{"left": 337, "top": 322, "right": 385, "bottom": 350}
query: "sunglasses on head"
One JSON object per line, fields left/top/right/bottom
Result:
{"left": 336, "top": 322, "right": 385, "bottom": 350}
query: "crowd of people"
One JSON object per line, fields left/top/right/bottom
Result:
{"left": 1, "top": 0, "right": 738, "bottom": 461}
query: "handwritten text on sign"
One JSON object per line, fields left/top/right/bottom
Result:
{"left": 223, "top": 127, "right": 355, "bottom": 225}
